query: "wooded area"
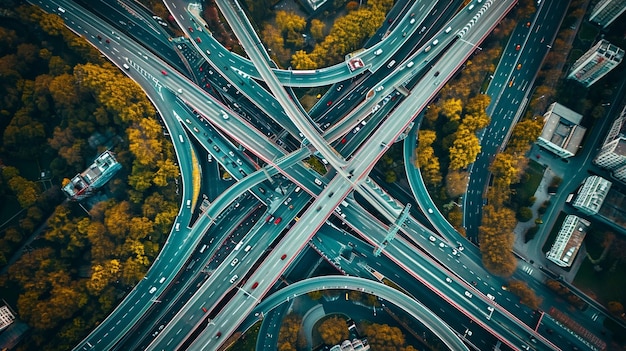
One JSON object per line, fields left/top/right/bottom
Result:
{"left": 0, "top": 4, "right": 178, "bottom": 350}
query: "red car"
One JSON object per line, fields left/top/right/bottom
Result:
{"left": 201, "top": 307, "right": 208, "bottom": 313}
{"left": 196, "top": 37, "right": 202, "bottom": 43}
{"left": 326, "top": 100, "right": 333, "bottom": 106}
{"left": 161, "top": 70, "right": 167, "bottom": 75}
{"left": 281, "top": 254, "right": 287, "bottom": 260}
{"left": 251, "top": 282, "right": 259, "bottom": 289}
{"left": 274, "top": 217, "right": 282, "bottom": 225}
{"left": 515, "top": 44, "right": 521, "bottom": 50}
{"left": 188, "top": 27, "right": 194, "bottom": 32}
{"left": 265, "top": 214, "right": 274, "bottom": 223}
{"left": 341, "top": 137, "right": 347, "bottom": 144}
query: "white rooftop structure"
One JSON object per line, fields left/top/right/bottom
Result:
{"left": 536, "top": 102, "right": 586, "bottom": 158}
{"left": 567, "top": 39, "right": 624, "bottom": 87}
{"left": 546, "top": 215, "right": 589, "bottom": 267}
{"left": 0, "top": 305, "right": 15, "bottom": 332}
{"left": 573, "top": 175, "right": 612, "bottom": 215}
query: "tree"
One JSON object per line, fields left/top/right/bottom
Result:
{"left": 416, "top": 130, "right": 442, "bottom": 186}
{"left": 440, "top": 98, "right": 463, "bottom": 121}
{"left": 291, "top": 50, "right": 318, "bottom": 70}
{"left": 318, "top": 316, "right": 348, "bottom": 345}
{"left": 478, "top": 205, "right": 517, "bottom": 277}
{"left": 448, "top": 127, "right": 481, "bottom": 170}
{"left": 608, "top": 301, "right": 624, "bottom": 315}
{"left": 489, "top": 153, "right": 518, "bottom": 186}
{"left": 445, "top": 170, "right": 468, "bottom": 198}
{"left": 278, "top": 314, "right": 302, "bottom": 351}
{"left": 308, "top": 290, "right": 323, "bottom": 300}
{"left": 310, "top": 19, "right": 326, "bottom": 42}
{"left": 508, "top": 280, "right": 542, "bottom": 310}
{"left": 104, "top": 201, "right": 131, "bottom": 238}
{"left": 517, "top": 207, "right": 533, "bottom": 222}
{"left": 362, "top": 323, "right": 406, "bottom": 351}
{"left": 275, "top": 11, "right": 306, "bottom": 33}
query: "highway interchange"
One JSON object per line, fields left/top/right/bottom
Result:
{"left": 28, "top": 0, "right": 616, "bottom": 350}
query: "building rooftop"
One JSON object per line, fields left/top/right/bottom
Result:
{"left": 62, "top": 150, "right": 122, "bottom": 200}
{"left": 546, "top": 215, "right": 589, "bottom": 267}
{"left": 538, "top": 103, "right": 586, "bottom": 157}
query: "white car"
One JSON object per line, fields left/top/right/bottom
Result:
{"left": 375, "top": 85, "right": 384, "bottom": 92}
{"left": 464, "top": 291, "right": 473, "bottom": 298}
{"left": 229, "top": 275, "right": 238, "bottom": 283}
{"left": 428, "top": 208, "right": 434, "bottom": 214}
{"left": 429, "top": 236, "right": 436, "bottom": 242}
{"left": 487, "top": 293, "right": 495, "bottom": 301}
{"left": 230, "top": 258, "right": 238, "bottom": 266}
{"left": 439, "top": 242, "right": 445, "bottom": 248}
{"left": 445, "top": 277, "right": 452, "bottom": 283}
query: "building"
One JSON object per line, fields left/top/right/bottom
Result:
{"left": 536, "top": 102, "right": 586, "bottom": 158}
{"left": 546, "top": 215, "right": 589, "bottom": 267}
{"left": 0, "top": 305, "right": 15, "bottom": 332}
{"left": 301, "top": 0, "right": 329, "bottom": 13}
{"left": 62, "top": 150, "right": 122, "bottom": 201}
{"left": 329, "top": 338, "right": 370, "bottom": 351}
{"left": 572, "top": 175, "right": 612, "bottom": 215}
{"left": 594, "top": 105, "right": 626, "bottom": 183}
{"left": 567, "top": 39, "right": 624, "bottom": 87}
{"left": 589, "top": 0, "right": 626, "bottom": 29}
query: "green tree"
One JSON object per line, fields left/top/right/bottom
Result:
{"left": 517, "top": 207, "right": 533, "bottom": 222}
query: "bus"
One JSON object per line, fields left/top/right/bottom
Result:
{"left": 199, "top": 244, "right": 207, "bottom": 253}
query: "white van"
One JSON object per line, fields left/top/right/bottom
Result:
{"left": 175, "top": 223, "right": 180, "bottom": 231}
{"left": 432, "top": 39, "right": 439, "bottom": 46}
{"left": 407, "top": 61, "right": 415, "bottom": 68}
{"left": 445, "top": 26, "right": 452, "bottom": 33}
{"left": 58, "top": 6, "right": 66, "bottom": 13}
{"left": 159, "top": 277, "right": 166, "bottom": 284}
{"left": 387, "top": 60, "right": 396, "bottom": 68}
{"left": 123, "top": 63, "right": 130, "bottom": 70}
{"left": 244, "top": 245, "right": 252, "bottom": 252}
{"left": 294, "top": 186, "right": 301, "bottom": 193}
{"left": 374, "top": 49, "right": 383, "bottom": 56}
{"left": 186, "top": 200, "right": 191, "bottom": 208}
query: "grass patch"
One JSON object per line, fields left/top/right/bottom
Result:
{"left": 304, "top": 156, "right": 327, "bottom": 175}
{"left": 225, "top": 321, "right": 261, "bottom": 351}
{"left": 573, "top": 256, "right": 626, "bottom": 304}
{"left": 514, "top": 160, "right": 545, "bottom": 202}
{"left": 577, "top": 22, "right": 598, "bottom": 42}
